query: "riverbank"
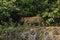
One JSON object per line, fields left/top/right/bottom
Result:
{"left": 0, "top": 27, "right": 60, "bottom": 40}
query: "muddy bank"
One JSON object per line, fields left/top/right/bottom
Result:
{"left": 0, "top": 27, "right": 60, "bottom": 40}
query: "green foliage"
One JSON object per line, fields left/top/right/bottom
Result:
{"left": 0, "top": 0, "right": 60, "bottom": 40}
{"left": 0, "top": 0, "right": 60, "bottom": 26}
